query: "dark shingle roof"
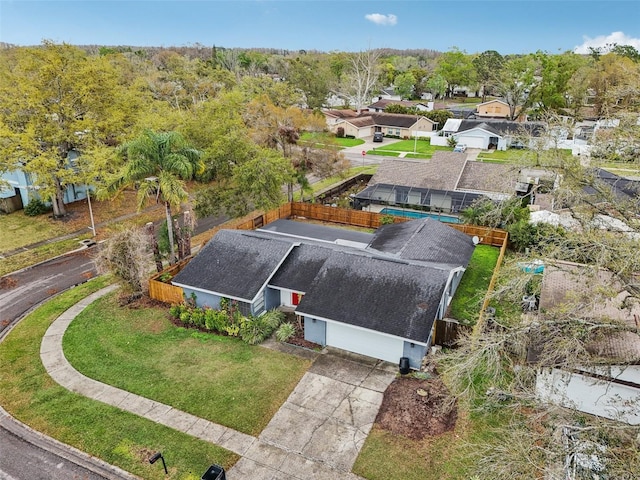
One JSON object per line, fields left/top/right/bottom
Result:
{"left": 458, "top": 120, "right": 545, "bottom": 137}
{"left": 296, "top": 252, "right": 449, "bottom": 343}
{"left": 269, "top": 244, "right": 333, "bottom": 293}
{"left": 259, "top": 219, "right": 373, "bottom": 245}
{"left": 171, "top": 230, "right": 294, "bottom": 301}
{"left": 368, "top": 154, "right": 468, "bottom": 191}
{"left": 368, "top": 218, "right": 475, "bottom": 267}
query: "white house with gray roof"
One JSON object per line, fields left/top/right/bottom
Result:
{"left": 171, "top": 218, "right": 476, "bottom": 369}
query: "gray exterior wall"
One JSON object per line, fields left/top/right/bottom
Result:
{"left": 304, "top": 317, "right": 326, "bottom": 346}
{"left": 182, "top": 288, "right": 221, "bottom": 309}
{"left": 403, "top": 341, "right": 429, "bottom": 370}
{"left": 265, "top": 287, "right": 281, "bottom": 311}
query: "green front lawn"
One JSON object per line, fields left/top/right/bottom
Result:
{"left": 300, "top": 131, "right": 365, "bottom": 148}
{"left": 448, "top": 244, "right": 501, "bottom": 324}
{"left": 0, "top": 210, "right": 69, "bottom": 253}
{"left": 372, "top": 139, "right": 451, "bottom": 158}
{"left": 63, "top": 293, "right": 311, "bottom": 436}
{"left": 0, "top": 277, "right": 238, "bottom": 480}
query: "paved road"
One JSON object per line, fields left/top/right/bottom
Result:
{"left": 0, "top": 427, "right": 108, "bottom": 480}
{"left": 0, "top": 249, "right": 97, "bottom": 335}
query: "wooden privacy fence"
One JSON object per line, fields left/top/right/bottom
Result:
{"left": 434, "top": 318, "right": 472, "bottom": 347}
{"left": 148, "top": 257, "right": 191, "bottom": 304}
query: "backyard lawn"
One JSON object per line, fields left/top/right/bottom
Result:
{"left": 0, "top": 277, "right": 239, "bottom": 480}
{"left": 448, "top": 244, "right": 501, "bottom": 324}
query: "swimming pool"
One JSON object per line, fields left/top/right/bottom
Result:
{"left": 380, "top": 207, "right": 462, "bottom": 224}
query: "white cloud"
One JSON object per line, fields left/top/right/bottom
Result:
{"left": 365, "top": 13, "right": 398, "bottom": 26}
{"left": 574, "top": 31, "right": 640, "bottom": 54}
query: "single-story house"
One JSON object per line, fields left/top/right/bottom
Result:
{"left": 432, "top": 119, "right": 545, "bottom": 150}
{"left": 535, "top": 262, "right": 640, "bottom": 425}
{"left": 323, "top": 110, "right": 438, "bottom": 139}
{"left": 171, "top": 218, "right": 476, "bottom": 369}
{"left": 354, "top": 152, "right": 525, "bottom": 213}
{"left": 0, "top": 150, "right": 91, "bottom": 213}
{"left": 367, "top": 98, "right": 434, "bottom": 113}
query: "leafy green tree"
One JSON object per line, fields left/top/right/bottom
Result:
{"left": 394, "top": 71, "right": 416, "bottom": 99}
{"left": 180, "top": 91, "right": 255, "bottom": 182}
{"left": 286, "top": 54, "right": 331, "bottom": 109}
{"left": 194, "top": 148, "right": 294, "bottom": 218}
{"left": 424, "top": 73, "right": 448, "bottom": 99}
{"left": 493, "top": 54, "right": 539, "bottom": 119}
{"left": 434, "top": 47, "right": 477, "bottom": 97}
{"left": 0, "top": 42, "right": 138, "bottom": 217}
{"left": 424, "top": 109, "right": 453, "bottom": 126}
{"left": 472, "top": 50, "right": 503, "bottom": 101}
{"left": 531, "top": 51, "right": 588, "bottom": 114}
{"left": 104, "top": 130, "right": 202, "bottom": 264}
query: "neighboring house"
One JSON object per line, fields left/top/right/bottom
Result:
{"left": 433, "top": 119, "right": 545, "bottom": 150}
{"left": 378, "top": 87, "right": 402, "bottom": 101}
{"left": 475, "top": 99, "right": 513, "bottom": 119}
{"left": 171, "top": 218, "right": 476, "bottom": 369}
{"left": 354, "top": 152, "right": 529, "bottom": 213}
{"left": 367, "top": 98, "right": 434, "bottom": 113}
{"left": 0, "top": 150, "right": 91, "bottom": 213}
{"left": 535, "top": 262, "right": 640, "bottom": 425}
{"left": 322, "top": 110, "right": 438, "bottom": 139}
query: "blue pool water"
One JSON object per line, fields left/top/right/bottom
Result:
{"left": 380, "top": 208, "right": 462, "bottom": 224}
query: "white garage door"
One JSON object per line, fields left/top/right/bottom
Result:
{"left": 458, "top": 135, "right": 486, "bottom": 149}
{"left": 325, "top": 322, "right": 404, "bottom": 364}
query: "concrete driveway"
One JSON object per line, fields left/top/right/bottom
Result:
{"left": 228, "top": 350, "right": 396, "bottom": 479}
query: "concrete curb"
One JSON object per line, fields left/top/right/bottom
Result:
{"left": 0, "top": 406, "right": 139, "bottom": 480}
{"left": 0, "top": 284, "right": 139, "bottom": 480}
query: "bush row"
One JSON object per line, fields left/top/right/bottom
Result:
{"left": 168, "top": 300, "right": 286, "bottom": 345}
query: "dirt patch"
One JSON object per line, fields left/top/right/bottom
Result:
{"left": 375, "top": 375, "right": 457, "bottom": 440}
{"left": 282, "top": 311, "right": 323, "bottom": 350}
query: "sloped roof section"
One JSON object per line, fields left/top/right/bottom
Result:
{"left": 269, "top": 243, "right": 333, "bottom": 293}
{"left": 368, "top": 217, "right": 475, "bottom": 267}
{"left": 368, "top": 153, "right": 467, "bottom": 191}
{"left": 297, "top": 252, "right": 449, "bottom": 343}
{"left": 456, "top": 161, "right": 519, "bottom": 194}
{"left": 458, "top": 120, "right": 545, "bottom": 137}
{"left": 171, "top": 230, "right": 294, "bottom": 301}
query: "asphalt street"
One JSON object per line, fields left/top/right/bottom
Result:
{"left": 0, "top": 427, "right": 108, "bottom": 480}
{"left": 0, "top": 249, "right": 97, "bottom": 335}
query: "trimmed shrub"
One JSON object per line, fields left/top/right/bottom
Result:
{"left": 276, "top": 322, "right": 296, "bottom": 343}
{"left": 24, "top": 198, "right": 49, "bottom": 216}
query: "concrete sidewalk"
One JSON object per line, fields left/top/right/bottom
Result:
{"left": 40, "top": 286, "right": 397, "bottom": 479}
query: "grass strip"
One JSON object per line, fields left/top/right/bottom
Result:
{"left": 448, "top": 245, "right": 500, "bottom": 324}
{"left": 0, "top": 277, "right": 238, "bottom": 480}
{"left": 0, "top": 238, "right": 90, "bottom": 277}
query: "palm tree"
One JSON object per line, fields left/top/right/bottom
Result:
{"left": 109, "top": 130, "right": 202, "bottom": 265}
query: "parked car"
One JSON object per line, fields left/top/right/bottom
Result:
{"left": 453, "top": 143, "right": 467, "bottom": 152}
{"left": 373, "top": 132, "right": 383, "bottom": 142}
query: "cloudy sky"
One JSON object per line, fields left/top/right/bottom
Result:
{"left": 1, "top": 0, "right": 638, "bottom": 55}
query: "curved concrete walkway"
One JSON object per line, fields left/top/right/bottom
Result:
{"left": 41, "top": 286, "right": 396, "bottom": 480}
